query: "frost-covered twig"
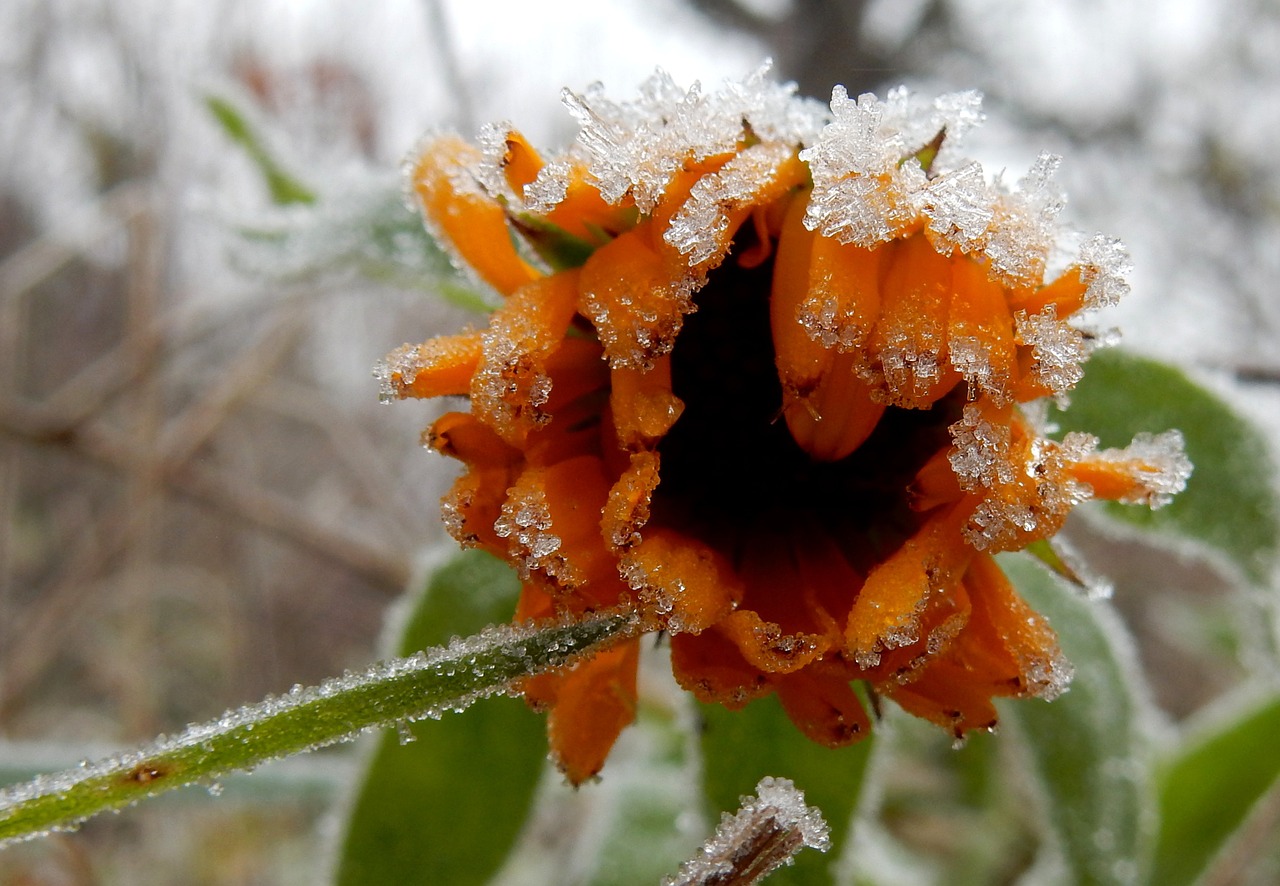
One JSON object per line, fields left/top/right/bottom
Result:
{"left": 664, "top": 777, "right": 830, "bottom": 886}
{"left": 0, "top": 610, "right": 635, "bottom": 848}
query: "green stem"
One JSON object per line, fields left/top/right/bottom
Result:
{"left": 0, "top": 611, "right": 635, "bottom": 847}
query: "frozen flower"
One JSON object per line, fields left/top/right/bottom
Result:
{"left": 380, "top": 66, "right": 1191, "bottom": 784}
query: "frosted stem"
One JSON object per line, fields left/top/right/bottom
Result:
{"left": 0, "top": 610, "right": 635, "bottom": 848}
{"left": 664, "top": 776, "right": 830, "bottom": 886}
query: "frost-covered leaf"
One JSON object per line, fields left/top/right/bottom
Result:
{"left": 206, "top": 94, "right": 317, "bottom": 205}
{"left": 999, "top": 553, "right": 1156, "bottom": 886}
{"left": 0, "top": 589, "right": 632, "bottom": 848}
{"left": 230, "top": 178, "right": 494, "bottom": 313}
{"left": 334, "top": 549, "right": 543, "bottom": 886}
{"left": 1052, "top": 348, "right": 1279, "bottom": 584}
{"left": 698, "top": 695, "right": 873, "bottom": 884}
{"left": 1150, "top": 690, "right": 1280, "bottom": 886}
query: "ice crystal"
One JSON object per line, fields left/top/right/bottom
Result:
{"left": 559, "top": 62, "right": 823, "bottom": 214}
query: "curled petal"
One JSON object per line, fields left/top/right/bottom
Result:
{"left": 610, "top": 355, "right": 685, "bottom": 450}
{"left": 775, "top": 667, "right": 871, "bottom": 747}
{"left": 380, "top": 333, "right": 484, "bottom": 401}
{"left": 799, "top": 234, "right": 882, "bottom": 353}
{"left": 870, "top": 234, "right": 960, "bottom": 407}
{"left": 601, "top": 451, "right": 661, "bottom": 552}
{"left": 948, "top": 256, "right": 1017, "bottom": 401}
{"left": 885, "top": 658, "right": 1000, "bottom": 737}
{"left": 846, "top": 501, "right": 975, "bottom": 666}
{"left": 472, "top": 271, "right": 583, "bottom": 443}
{"left": 579, "top": 226, "right": 693, "bottom": 368}
{"left": 620, "top": 527, "right": 743, "bottom": 633}
{"left": 542, "top": 639, "right": 641, "bottom": 785}
{"left": 718, "top": 609, "right": 829, "bottom": 676}
{"left": 1068, "top": 430, "right": 1192, "bottom": 508}
{"left": 670, "top": 628, "right": 773, "bottom": 708}
{"left": 409, "top": 134, "right": 540, "bottom": 295}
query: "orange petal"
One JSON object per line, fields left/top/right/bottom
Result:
{"left": 800, "top": 235, "right": 882, "bottom": 352}
{"left": 601, "top": 451, "right": 661, "bottom": 552}
{"left": 579, "top": 225, "right": 693, "bottom": 368}
{"left": 496, "top": 456, "right": 615, "bottom": 590}
{"left": 772, "top": 192, "right": 832, "bottom": 408}
{"left": 543, "top": 162, "right": 637, "bottom": 242}
{"left": 498, "top": 129, "right": 544, "bottom": 194}
{"left": 544, "top": 639, "right": 640, "bottom": 785}
{"left": 670, "top": 628, "right": 773, "bottom": 708}
{"left": 948, "top": 255, "right": 1017, "bottom": 401}
{"left": 958, "top": 553, "right": 1069, "bottom": 699}
{"left": 846, "top": 501, "right": 975, "bottom": 666}
{"left": 665, "top": 143, "right": 807, "bottom": 277}
{"left": 869, "top": 234, "right": 960, "bottom": 407}
{"left": 1007, "top": 264, "right": 1088, "bottom": 318}
{"left": 439, "top": 469, "right": 513, "bottom": 554}
{"left": 718, "top": 609, "right": 828, "bottom": 675}
{"left": 775, "top": 667, "right": 871, "bottom": 747}
{"left": 785, "top": 350, "right": 887, "bottom": 462}
{"left": 884, "top": 658, "right": 1000, "bottom": 737}
{"left": 409, "top": 134, "right": 540, "bottom": 296}
{"left": 382, "top": 332, "right": 484, "bottom": 400}
{"left": 609, "top": 355, "right": 685, "bottom": 450}
{"left": 425, "top": 411, "right": 521, "bottom": 468}
{"left": 619, "top": 527, "right": 743, "bottom": 633}
{"left": 472, "top": 270, "right": 583, "bottom": 443}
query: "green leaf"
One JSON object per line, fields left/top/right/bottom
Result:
{"left": 334, "top": 549, "right": 545, "bottom": 885}
{"left": 206, "top": 95, "right": 317, "bottom": 205}
{"left": 1150, "top": 690, "right": 1280, "bottom": 886}
{"left": 698, "top": 694, "right": 874, "bottom": 884}
{"left": 0, "top": 594, "right": 632, "bottom": 848}
{"left": 1053, "top": 348, "right": 1279, "bottom": 584}
{"left": 998, "top": 553, "right": 1156, "bottom": 886}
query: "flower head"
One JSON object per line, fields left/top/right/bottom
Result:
{"left": 380, "top": 66, "right": 1191, "bottom": 784}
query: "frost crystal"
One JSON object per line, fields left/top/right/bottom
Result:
{"left": 1095, "top": 430, "right": 1194, "bottom": 507}
{"left": 1077, "top": 233, "right": 1133, "bottom": 309}
{"left": 1016, "top": 306, "right": 1087, "bottom": 396}
{"left": 665, "top": 141, "right": 795, "bottom": 266}
{"left": 922, "top": 161, "right": 995, "bottom": 255}
{"left": 983, "top": 153, "right": 1065, "bottom": 287}
{"left": 558, "top": 62, "right": 824, "bottom": 214}
{"left": 801, "top": 86, "right": 984, "bottom": 247}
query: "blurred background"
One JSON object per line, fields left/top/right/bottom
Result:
{"left": 1, "top": 0, "right": 1278, "bottom": 882}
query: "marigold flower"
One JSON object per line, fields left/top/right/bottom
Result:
{"left": 379, "top": 66, "right": 1191, "bottom": 785}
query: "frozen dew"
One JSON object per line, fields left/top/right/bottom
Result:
{"left": 494, "top": 483, "right": 576, "bottom": 583}
{"left": 801, "top": 86, "right": 985, "bottom": 247}
{"left": 663, "top": 776, "right": 829, "bottom": 886}
{"left": 373, "top": 343, "right": 423, "bottom": 403}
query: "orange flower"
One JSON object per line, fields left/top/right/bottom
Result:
{"left": 380, "top": 68, "right": 1191, "bottom": 784}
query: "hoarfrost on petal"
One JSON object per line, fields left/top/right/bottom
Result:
{"left": 1017, "top": 306, "right": 1087, "bottom": 396}
{"left": 921, "top": 161, "right": 994, "bottom": 255}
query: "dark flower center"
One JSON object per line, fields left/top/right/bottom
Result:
{"left": 655, "top": 247, "right": 963, "bottom": 572}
